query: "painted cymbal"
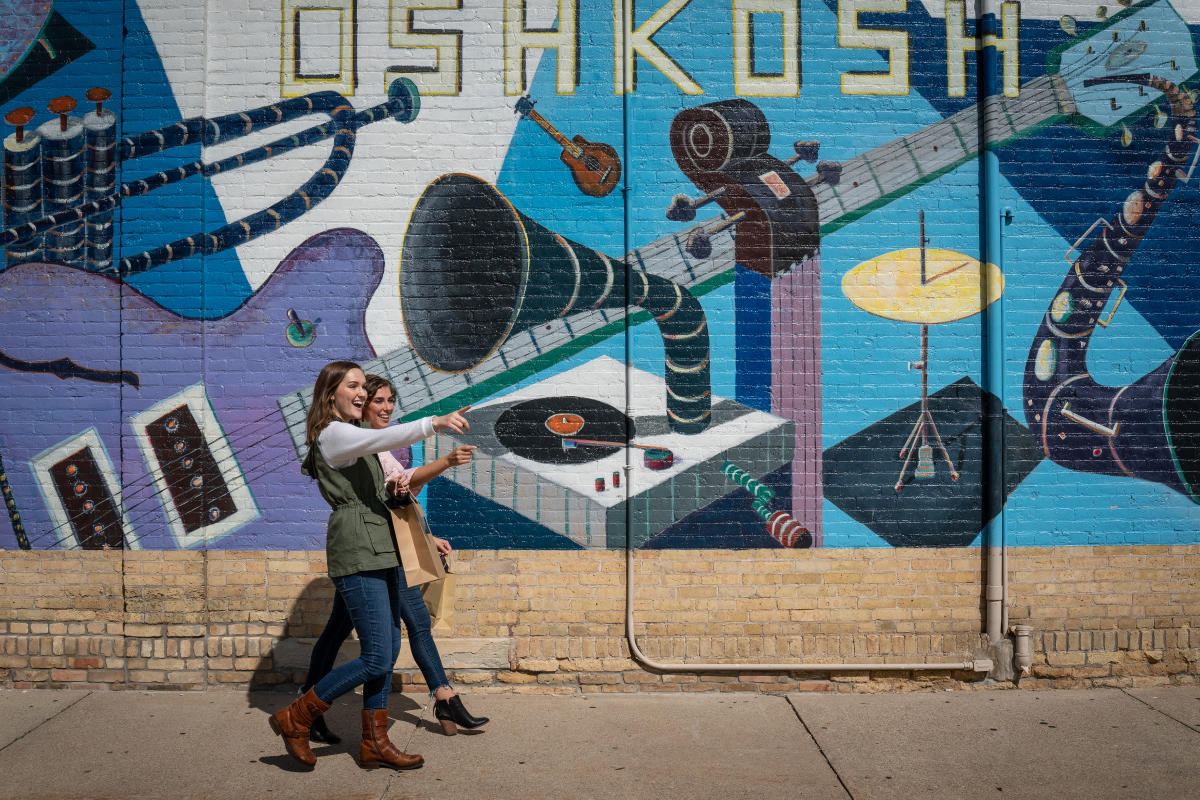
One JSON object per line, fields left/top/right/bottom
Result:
{"left": 842, "top": 248, "right": 1004, "bottom": 324}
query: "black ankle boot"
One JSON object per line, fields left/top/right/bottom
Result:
{"left": 433, "top": 695, "right": 488, "bottom": 735}
{"left": 299, "top": 684, "right": 341, "bottom": 744}
{"left": 309, "top": 713, "right": 341, "bottom": 744}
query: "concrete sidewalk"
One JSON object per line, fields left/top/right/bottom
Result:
{"left": 0, "top": 686, "right": 1196, "bottom": 800}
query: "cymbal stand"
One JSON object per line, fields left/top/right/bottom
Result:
{"left": 895, "top": 323, "right": 959, "bottom": 490}
{"left": 895, "top": 211, "right": 959, "bottom": 491}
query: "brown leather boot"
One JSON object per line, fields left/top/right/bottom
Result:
{"left": 268, "top": 687, "right": 331, "bottom": 769}
{"left": 359, "top": 708, "right": 423, "bottom": 770}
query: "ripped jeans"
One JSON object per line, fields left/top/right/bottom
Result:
{"left": 309, "top": 567, "right": 450, "bottom": 709}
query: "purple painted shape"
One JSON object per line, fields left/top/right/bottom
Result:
{"left": 0, "top": 0, "right": 54, "bottom": 79}
{"left": 0, "top": 228, "right": 383, "bottom": 550}
{"left": 770, "top": 255, "right": 822, "bottom": 547}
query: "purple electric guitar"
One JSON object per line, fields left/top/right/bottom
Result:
{"left": 0, "top": 228, "right": 382, "bottom": 550}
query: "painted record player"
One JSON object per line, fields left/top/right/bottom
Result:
{"left": 428, "top": 356, "right": 794, "bottom": 548}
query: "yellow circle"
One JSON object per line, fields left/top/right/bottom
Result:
{"left": 842, "top": 248, "right": 1004, "bottom": 325}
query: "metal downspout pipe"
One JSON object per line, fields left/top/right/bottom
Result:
{"left": 978, "top": 0, "right": 1009, "bottom": 651}
{"left": 618, "top": 12, "right": 990, "bottom": 675}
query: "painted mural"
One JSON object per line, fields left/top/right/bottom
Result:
{"left": 0, "top": 0, "right": 1198, "bottom": 553}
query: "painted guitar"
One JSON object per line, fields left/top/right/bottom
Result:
{"left": 515, "top": 95, "right": 622, "bottom": 198}
{"left": 0, "top": 229, "right": 383, "bottom": 551}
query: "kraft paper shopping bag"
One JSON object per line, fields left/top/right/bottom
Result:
{"left": 388, "top": 500, "right": 445, "bottom": 587}
{"left": 420, "top": 553, "right": 456, "bottom": 633}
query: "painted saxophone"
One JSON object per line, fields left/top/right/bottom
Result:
{"left": 1024, "top": 73, "right": 1200, "bottom": 500}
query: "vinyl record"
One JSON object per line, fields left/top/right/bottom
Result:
{"left": 495, "top": 396, "right": 633, "bottom": 465}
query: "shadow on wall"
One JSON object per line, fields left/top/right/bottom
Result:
{"left": 246, "top": 576, "right": 339, "bottom": 693}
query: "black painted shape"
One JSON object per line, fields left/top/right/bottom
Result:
{"left": 0, "top": 12, "right": 95, "bottom": 107}
{"left": 822, "top": 377, "right": 1043, "bottom": 548}
{"left": 0, "top": 347, "right": 140, "bottom": 387}
{"left": 425, "top": 476, "right": 585, "bottom": 551}
{"left": 494, "top": 396, "right": 633, "bottom": 465}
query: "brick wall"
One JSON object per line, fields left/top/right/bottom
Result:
{"left": 2, "top": 547, "right": 1195, "bottom": 692}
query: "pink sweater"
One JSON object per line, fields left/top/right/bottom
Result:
{"left": 379, "top": 450, "right": 416, "bottom": 495}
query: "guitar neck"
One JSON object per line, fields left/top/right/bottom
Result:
{"left": 815, "top": 75, "right": 1074, "bottom": 234}
{"left": 280, "top": 77, "right": 1074, "bottom": 439}
{"left": 525, "top": 108, "right": 582, "bottom": 157}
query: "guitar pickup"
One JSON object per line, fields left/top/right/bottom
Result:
{"left": 32, "top": 429, "right": 137, "bottom": 550}
{"left": 131, "top": 384, "right": 259, "bottom": 547}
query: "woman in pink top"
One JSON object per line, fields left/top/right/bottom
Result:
{"left": 300, "top": 374, "right": 486, "bottom": 741}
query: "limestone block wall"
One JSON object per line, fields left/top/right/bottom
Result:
{"left": 1, "top": 547, "right": 1195, "bottom": 692}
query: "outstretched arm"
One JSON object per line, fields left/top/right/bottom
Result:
{"left": 385, "top": 445, "right": 476, "bottom": 557}
{"left": 406, "top": 445, "right": 476, "bottom": 495}
{"left": 319, "top": 418, "right": 434, "bottom": 468}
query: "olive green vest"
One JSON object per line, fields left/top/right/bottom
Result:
{"left": 302, "top": 439, "right": 399, "bottom": 578}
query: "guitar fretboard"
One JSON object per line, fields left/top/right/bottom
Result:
{"left": 526, "top": 108, "right": 582, "bottom": 158}
{"left": 814, "top": 75, "right": 1073, "bottom": 232}
{"left": 278, "top": 77, "right": 1076, "bottom": 452}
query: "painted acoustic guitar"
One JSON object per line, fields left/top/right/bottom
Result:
{"left": 515, "top": 95, "right": 622, "bottom": 198}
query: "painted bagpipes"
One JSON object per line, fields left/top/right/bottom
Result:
{"left": 1, "top": 79, "right": 420, "bottom": 276}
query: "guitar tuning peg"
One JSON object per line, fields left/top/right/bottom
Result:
{"left": 1153, "top": 105, "right": 1168, "bottom": 128}
{"left": 1096, "top": 6, "right": 1107, "bottom": 20}
{"left": 686, "top": 230, "right": 713, "bottom": 260}
{"left": 806, "top": 161, "right": 842, "bottom": 188}
{"left": 1120, "top": 124, "right": 1133, "bottom": 147}
{"left": 1117, "top": 0, "right": 1132, "bottom": 6}
{"left": 1059, "top": 15, "right": 1077, "bottom": 36}
{"left": 513, "top": 94, "right": 535, "bottom": 115}
{"left": 784, "top": 140, "right": 820, "bottom": 165}
{"left": 685, "top": 212, "right": 744, "bottom": 260}
{"left": 665, "top": 187, "right": 726, "bottom": 222}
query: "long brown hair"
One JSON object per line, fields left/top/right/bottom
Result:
{"left": 305, "top": 360, "right": 362, "bottom": 445}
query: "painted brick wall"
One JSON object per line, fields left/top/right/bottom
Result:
{"left": 3, "top": 0, "right": 1200, "bottom": 694}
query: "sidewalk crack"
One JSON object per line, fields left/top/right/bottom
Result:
{"left": 1120, "top": 688, "right": 1200, "bottom": 734}
{"left": 786, "top": 695, "right": 855, "bottom": 800}
{"left": 0, "top": 690, "right": 93, "bottom": 754}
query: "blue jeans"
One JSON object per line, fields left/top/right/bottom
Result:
{"left": 308, "top": 567, "right": 450, "bottom": 709}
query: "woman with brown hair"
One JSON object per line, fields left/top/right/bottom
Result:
{"left": 299, "top": 373, "right": 487, "bottom": 744}
{"left": 268, "top": 361, "right": 469, "bottom": 771}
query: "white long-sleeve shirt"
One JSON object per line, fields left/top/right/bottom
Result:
{"left": 318, "top": 418, "right": 435, "bottom": 468}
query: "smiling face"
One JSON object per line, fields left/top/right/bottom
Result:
{"left": 364, "top": 385, "right": 396, "bottom": 430}
{"left": 330, "top": 368, "right": 367, "bottom": 422}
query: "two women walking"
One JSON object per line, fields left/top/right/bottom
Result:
{"left": 269, "top": 361, "right": 488, "bottom": 771}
